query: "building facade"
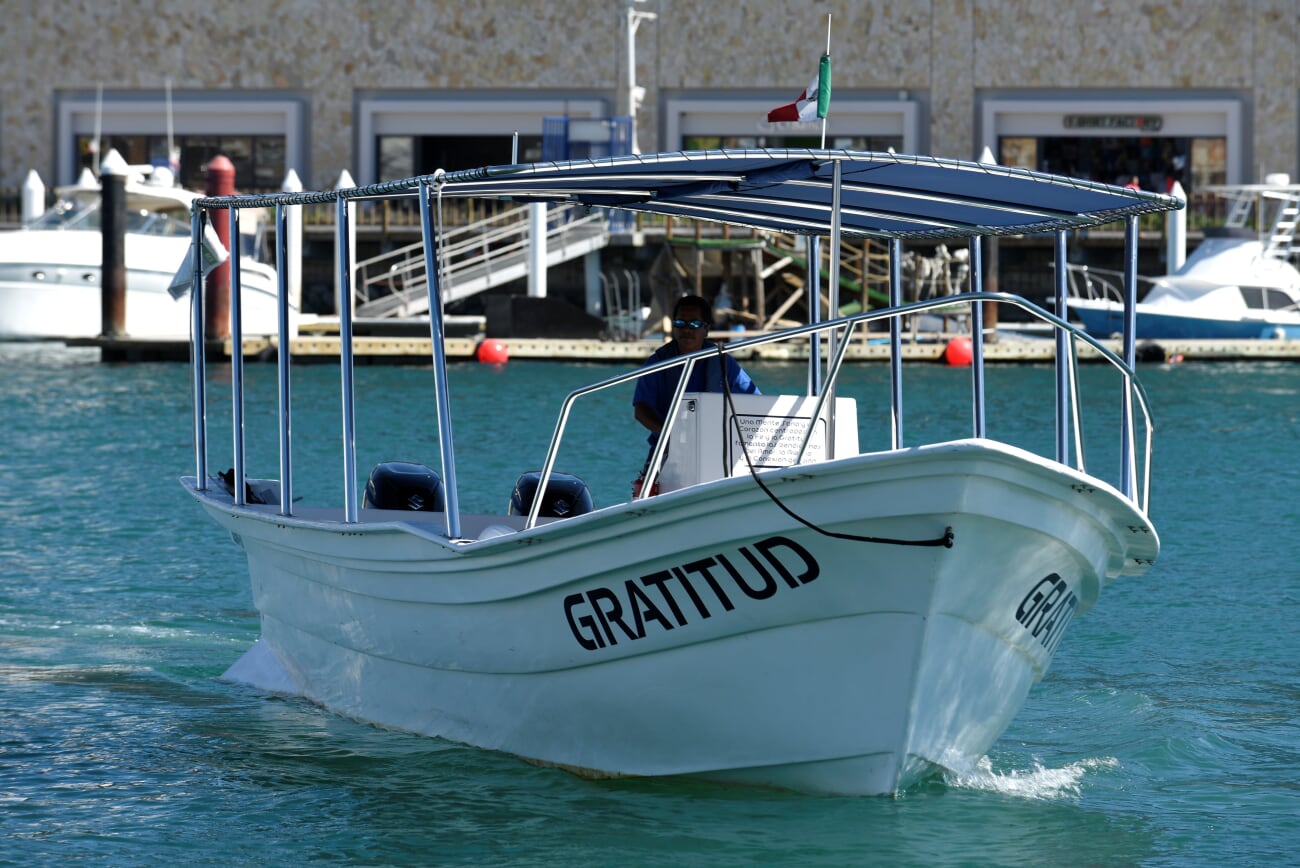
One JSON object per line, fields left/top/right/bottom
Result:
{"left": 2, "top": 0, "right": 1297, "bottom": 199}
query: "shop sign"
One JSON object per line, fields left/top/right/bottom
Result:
{"left": 1063, "top": 114, "right": 1164, "bottom": 132}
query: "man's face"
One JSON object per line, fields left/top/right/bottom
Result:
{"left": 673, "top": 305, "right": 708, "bottom": 354}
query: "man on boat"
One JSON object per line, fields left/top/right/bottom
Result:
{"left": 632, "top": 294, "right": 759, "bottom": 493}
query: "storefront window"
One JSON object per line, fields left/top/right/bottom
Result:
{"left": 75, "top": 133, "right": 287, "bottom": 191}
{"left": 375, "top": 134, "right": 543, "bottom": 180}
{"left": 997, "top": 134, "right": 1221, "bottom": 196}
{"left": 1190, "top": 138, "right": 1226, "bottom": 188}
{"left": 998, "top": 137, "right": 1037, "bottom": 170}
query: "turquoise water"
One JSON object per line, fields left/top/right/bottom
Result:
{"left": 1, "top": 342, "right": 1296, "bottom": 866}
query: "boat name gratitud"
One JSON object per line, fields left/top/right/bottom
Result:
{"left": 563, "top": 535, "right": 820, "bottom": 651}
{"left": 1015, "top": 572, "right": 1078, "bottom": 656}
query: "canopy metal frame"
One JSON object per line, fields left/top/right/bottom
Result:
{"left": 187, "top": 148, "right": 1181, "bottom": 533}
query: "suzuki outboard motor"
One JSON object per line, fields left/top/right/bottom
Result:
{"left": 363, "top": 462, "right": 445, "bottom": 512}
{"left": 508, "top": 471, "right": 593, "bottom": 519}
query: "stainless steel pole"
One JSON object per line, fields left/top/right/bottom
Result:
{"left": 969, "top": 236, "right": 986, "bottom": 438}
{"left": 190, "top": 209, "right": 207, "bottom": 489}
{"left": 1054, "top": 229, "right": 1070, "bottom": 464}
{"left": 889, "top": 238, "right": 903, "bottom": 449}
{"left": 336, "top": 196, "right": 359, "bottom": 522}
{"left": 275, "top": 203, "right": 293, "bottom": 516}
{"left": 807, "top": 234, "right": 822, "bottom": 395}
{"left": 419, "top": 181, "right": 461, "bottom": 539}
{"left": 229, "top": 206, "right": 245, "bottom": 506}
{"left": 1121, "top": 216, "right": 1138, "bottom": 499}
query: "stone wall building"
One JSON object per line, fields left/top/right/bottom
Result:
{"left": 2, "top": 0, "right": 1297, "bottom": 195}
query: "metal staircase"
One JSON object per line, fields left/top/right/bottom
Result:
{"left": 353, "top": 203, "right": 609, "bottom": 318}
{"left": 1262, "top": 189, "right": 1300, "bottom": 260}
{"left": 1220, "top": 184, "right": 1300, "bottom": 261}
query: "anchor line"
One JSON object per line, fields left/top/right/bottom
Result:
{"left": 717, "top": 346, "right": 954, "bottom": 549}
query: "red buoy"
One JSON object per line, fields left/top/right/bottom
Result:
{"left": 476, "top": 339, "right": 509, "bottom": 364}
{"left": 943, "top": 336, "right": 974, "bottom": 367}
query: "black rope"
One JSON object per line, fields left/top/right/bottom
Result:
{"left": 717, "top": 346, "right": 954, "bottom": 549}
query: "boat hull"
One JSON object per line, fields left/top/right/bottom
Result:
{"left": 1070, "top": 297, "right": 1300, "bottom": 340}
{"left": 0, "top": 231, "right": 285, "bottom": 340}
{"left": 187, "top": 440, "right": 1156, "bottom": 796}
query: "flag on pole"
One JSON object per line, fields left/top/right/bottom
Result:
{"left": 766, "top": 54, "right": 833, "bottom": 123}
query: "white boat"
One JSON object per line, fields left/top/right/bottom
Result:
{"left": 181, "top": 149, "right": 1177, "bottom": 796}
{"left": 0, "top": 164, "right": 289, "bottom": 341}
{"left": 1069, "top": 183, "right": 1300, "bottom": 340}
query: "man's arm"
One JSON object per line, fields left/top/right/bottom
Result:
{"left": 634, "top": 402, "right": 663, "bottom": 434}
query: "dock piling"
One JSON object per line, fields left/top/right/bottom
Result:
{"left": 99, "top": 149, "right": 128, "bottom": 338}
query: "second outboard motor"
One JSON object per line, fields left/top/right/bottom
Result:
{"left": 363, "top": 462, "right": 445, "bottom": 512}
{"left": 508, "top": 471, "right": 593, "bottom": 519}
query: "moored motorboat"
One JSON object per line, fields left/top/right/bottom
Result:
{"left": 0, "top": 163, "right": 291, "bottom": 341}
{"left": 181, "top": 149, "right": 1177, "bottom": 795}
{"left": 1069, "top": 182, "right": 1300, "bottom": 339}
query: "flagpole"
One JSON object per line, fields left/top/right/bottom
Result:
{"left": 820, "top": 14, "right": 831, "bottom": 148}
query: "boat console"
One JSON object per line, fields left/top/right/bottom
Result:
{"left": 659, "top": 392, "right": 859, "bottom": 492}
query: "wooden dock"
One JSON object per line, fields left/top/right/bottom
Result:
{"left": 69, "top": 332, "right": 1300, "bottom": 364}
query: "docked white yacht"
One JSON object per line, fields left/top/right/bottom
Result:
{"left": 0, "top": 163, "right": 288, "bottom": 341}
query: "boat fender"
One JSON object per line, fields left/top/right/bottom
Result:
{"left": 477, "top": 524, "right": 517, "bottom": 540}
{"left": 508, "top": 471, "right": 593, "bottom": 519}
{"left": 362, "top": 461, "right": 446, "bottom": 512}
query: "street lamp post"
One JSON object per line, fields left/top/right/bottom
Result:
{"left": 626, "top": 1, "right": 657, "bottom": 155}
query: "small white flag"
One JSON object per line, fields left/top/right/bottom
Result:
{"left": 167, "top": 221, "right": 230, "bottom": 300}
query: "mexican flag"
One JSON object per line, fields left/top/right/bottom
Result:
{"left": 766, "top": 54, "right": 832, "bottom": 123}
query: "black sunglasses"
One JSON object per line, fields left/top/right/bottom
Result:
{"left": 672, "top": 318, "right": 707, "bottom": 329}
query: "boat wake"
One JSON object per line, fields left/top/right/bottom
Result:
{"left": 940, "top": 755, "right": 1119, "bottom": 800}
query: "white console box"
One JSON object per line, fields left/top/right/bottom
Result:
{"left": 659, "top": 392, "right": 859, "bottom": 492}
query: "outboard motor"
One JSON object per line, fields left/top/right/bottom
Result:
{"left": 363, "top": 462, "right": 445, "bottom": 512}
{"left": 508, "top": 471, "right": 593, "bottom": 519}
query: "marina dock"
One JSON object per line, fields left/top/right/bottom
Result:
{"left": 69, "top": 332, "right": 1300, "bottom": 364}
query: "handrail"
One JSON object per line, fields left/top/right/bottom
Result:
{"left": 524, "top": 291, "right": 1155, "bottom": 529}
{"left": 1064, "top": 262, "right": 1159, "bottom": 303}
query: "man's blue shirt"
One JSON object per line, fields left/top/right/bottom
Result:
{"left": 632, "top": 340, "right": 759, "bottom": 445}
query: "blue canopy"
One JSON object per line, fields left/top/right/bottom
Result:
{"left": 431, "top": 149, "right": 1183, "bottom": 240}
{"left": 198, "top": 149, "right": 1183, "bottom": 241}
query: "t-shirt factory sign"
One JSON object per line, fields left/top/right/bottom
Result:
{"left": 1063, "top": 114, "right": 1164, "bottom": 132}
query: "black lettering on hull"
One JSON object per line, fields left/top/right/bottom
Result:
{"left": 564, "top": 535, "right": 824, "bottom": 651}
{"left": 1015, "top": 572, "right": 1079, "bottom": 655}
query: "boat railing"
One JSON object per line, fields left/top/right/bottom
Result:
{"left": 527, "top": 292, "right": 1153, "bottom": 530}
{"left": 186, "top": 172, "right": 1156, "bottom": 542}
{"left": 1064, "top": 263, "right": 1159, "bottom": 302}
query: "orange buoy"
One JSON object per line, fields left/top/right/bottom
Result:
{"left": 943, "top": 336, "right": 974, "bottom": 367}
{"left": 475, "top": 339, "right": 509, "bottom": 364}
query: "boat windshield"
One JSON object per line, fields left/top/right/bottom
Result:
{"left": 26, "top": 198, "right": 191, "bottom": 237}
{"left": 28, "top": 198, "right": 97, "bottom": 230}
{"left": 1242, "top": 285, "right": 1300, "bottom": 310}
